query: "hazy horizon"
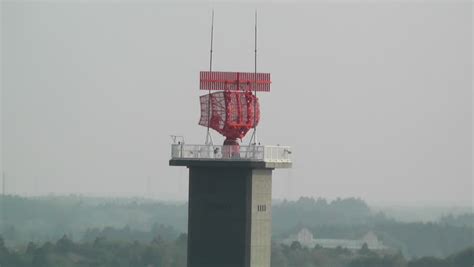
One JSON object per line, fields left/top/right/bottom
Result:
{"left": 1, "top": 1, "right": 472, "bottom": 206}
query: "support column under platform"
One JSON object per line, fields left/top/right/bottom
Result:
{"left": 169, "top": 160, "right": 287, "bottom": 267}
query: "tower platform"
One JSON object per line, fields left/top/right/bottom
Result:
{"left": 170, "top": 143, "right": 291, "bottom": 267}
{"left": 170, "top": 144, "right": 292, "bottom": 168}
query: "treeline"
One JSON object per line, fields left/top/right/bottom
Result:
{"left": 0, "top": 195, "right": 472, "bottom": 259}
{"left": 440, "top": 213, "right": 474, "bottom": 227}
{"left": 273, "top": 197, "right": 385, "bottom": 233}
{"left": 0, "top": 195, "right": 187, "bottom": 245}
{"left": 82, "top": 224, "right": 179, "bottom": 243}
{"left": 0, "top": 234, "right": 187, "bottom": 267}
{"left": 273, "top": 197, "right": 473, "bottom": 258}
{"left": 278, "top": 220, "right": 473, "bottom": 258}
{"left": 0, "top": 233, "right": 472, "bottom": 267}
{"left": 273, "top": 241, "right": 473, "bottom": 267}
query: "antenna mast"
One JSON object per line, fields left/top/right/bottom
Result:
{"left": 205, "top": 10, "right": 215, "bottom": 145}
{"left": 249, "top": 11, "right": 258, "bottom": 145}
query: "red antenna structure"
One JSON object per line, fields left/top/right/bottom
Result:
{"left": 199, "top": 11, "right": 269, "bottom": 147}
{"left": 198, "top": 71, "right": 271, "bottom": 146}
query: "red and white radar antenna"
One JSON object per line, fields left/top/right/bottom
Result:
{"left": 199, "top": 11, "right": 270, "bottom": 148}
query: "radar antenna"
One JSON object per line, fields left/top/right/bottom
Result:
{"left": 198, "top": 11, "right": 270, "bottom": 151}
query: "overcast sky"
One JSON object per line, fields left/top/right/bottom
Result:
{"left": 1, "top": 1, "right": 472, "bottom": 206}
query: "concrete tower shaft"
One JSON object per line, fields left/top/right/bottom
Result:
{"left": 170, "top": 144, "right": 291, "bottom": 267}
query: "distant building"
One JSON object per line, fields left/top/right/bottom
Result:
{"left": 281, "top": 228, "right": 387, "bottom": 250}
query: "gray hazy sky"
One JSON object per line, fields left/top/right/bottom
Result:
{"left": 1, "top": 1, "right": 472, "bottom": 206}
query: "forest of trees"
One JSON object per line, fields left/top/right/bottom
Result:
{"left": 0, "top": 195, "right": 472, "bottom": 264}
{"left": 0, "top": 232, "right": 472, "bottom": 267}
{"left": 273, "top": 197, "right": 473, "bottom": 258}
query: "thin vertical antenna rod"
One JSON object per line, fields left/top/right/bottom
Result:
{"left": 205, "top": 9, "right": 215, "bottom": 145}
{"left": 253, "top": 11, "right": 258, "bottom": 144}
{"left": 209, "top": 9, "right": 214, "bottom": 72}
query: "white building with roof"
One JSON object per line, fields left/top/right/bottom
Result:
{"left": 282, "top": 228, "right": 387, "bottom": 250}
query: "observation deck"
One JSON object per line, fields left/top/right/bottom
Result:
{"left": 169, "top": 144, "right": 292, "bottom": 169}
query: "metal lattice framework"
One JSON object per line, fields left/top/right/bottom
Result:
{"left": 199, "top": 90, "right": 260, "bottom": 140}
{"left": 199, "top": 71, "right": 270, "bottom": 142}
{"left": 200, "top": 71, "right": 271, "bottom": 92}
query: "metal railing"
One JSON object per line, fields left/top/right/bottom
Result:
{"left": 171, "top": 144, "right": 291, "bottom": 163}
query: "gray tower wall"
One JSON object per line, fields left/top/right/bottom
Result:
{"left": 249, "top": 169, "right": 272, "bottom": 267}
{"left": 184, "top": 164, "right": 273, "bottom": 267}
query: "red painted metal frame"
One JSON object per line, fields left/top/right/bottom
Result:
{"left": 200, "top": 71, "right": 271, "bottom": 92}
{"left": 199, "top": 90, "right": 260, "bottom": 140}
